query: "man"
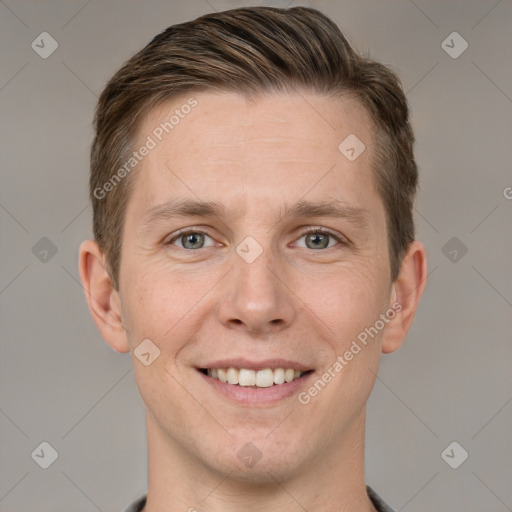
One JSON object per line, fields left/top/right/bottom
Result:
{"left": 79, "top": 6, "right": 427, "bottom": 512}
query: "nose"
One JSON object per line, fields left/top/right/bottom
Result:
{"left": 217, "top": 244, "right": 297, "bottom": 335}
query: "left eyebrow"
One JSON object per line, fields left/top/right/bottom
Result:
{"left": 282, "top": 199, "right": 370, "bottom": 231}
{"left": 138, "top": 197, "right": 370, "bottom": 233}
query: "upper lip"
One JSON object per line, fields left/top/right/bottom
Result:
{"left": 198, "top": 358, "right": 313, "bottom": 372}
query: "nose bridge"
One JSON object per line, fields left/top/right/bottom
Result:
{"left": 218, "top": 236, "right": 295, "bottom": 332}
{"left": 237, "top": 240, "right": 278, "bottom": 301}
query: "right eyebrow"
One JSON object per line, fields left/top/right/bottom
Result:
{"left": 138, "top": 198, "right": 237, "bottom": 233}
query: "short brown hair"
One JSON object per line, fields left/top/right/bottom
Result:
{"left": 90, "top": 6, "right": 418, "bottom": 290}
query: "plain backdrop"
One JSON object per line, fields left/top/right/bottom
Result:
{"left": 1, "top": 1, "right": 511, "bottom": 511}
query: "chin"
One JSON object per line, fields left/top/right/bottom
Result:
{"left": 217, "top": 455, "right": 304, "bottom": 485}
{"left": 200, "top": 434, "right": 309, "bottom": 484}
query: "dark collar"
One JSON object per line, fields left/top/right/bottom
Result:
{"left": 123, "top": 485, "right": 395, "bottom": 512}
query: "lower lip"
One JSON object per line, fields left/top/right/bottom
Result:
{"left": 197, "top": 370, "right": 315, "bottom": 406}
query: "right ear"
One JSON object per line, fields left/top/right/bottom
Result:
{"left": 78, "top": 239, "right": 130, "bottom": 353}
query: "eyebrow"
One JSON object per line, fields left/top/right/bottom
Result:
{"left": 139, "top": 197, "right": 370, "bottom": 232}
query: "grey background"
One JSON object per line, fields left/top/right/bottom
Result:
{"left": 1, "top": 0, "right": 511, "bottom": 511}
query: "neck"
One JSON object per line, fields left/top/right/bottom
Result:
{"left": 142, "top": 408, "right": 377, "bottom": 512}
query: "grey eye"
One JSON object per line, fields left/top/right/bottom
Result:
{"left": 171, "top": 231, "right": 215, "bottom": 249}
{"left": 295, "top": 230, "right": 339, "bottom": 250}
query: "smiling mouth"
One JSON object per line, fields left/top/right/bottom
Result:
{"left": 198, "top": 367, "right": 314, "bottom": 388}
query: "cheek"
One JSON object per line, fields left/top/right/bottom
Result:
{"left": 308, "top": 265, "right": 386, "bottom": 340}
{"left": 312, "top": 267, "right": 388, "bottom": 393}
{"left": 124, "top": 274, "right": 190, "bottom": 408}
{"left": 120, "top": 263, "right": 176, "bottom": 348}
{"left": 300, "top": 275, "right": 385, "bottom": 422}
{"left": 122, "top": 264, "right": 216, "bottom": 365}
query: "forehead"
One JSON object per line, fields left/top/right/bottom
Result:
{"left": 138, "top": 90, "right": 373, "bottom": 154}
{"left": 129, "top": 90, "right": 378, "bottom": 218}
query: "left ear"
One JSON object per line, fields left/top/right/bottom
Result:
{"left": 381, "top": 240, "right": 428, "bottom": 354}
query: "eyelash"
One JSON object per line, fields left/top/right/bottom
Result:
{"left": 166, "top": 227, "right": 346, "bottom": 249}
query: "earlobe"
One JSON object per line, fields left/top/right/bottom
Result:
{"left": 381, "top": 240, "right": 428, "bottom": 354}
{"left": 78, "top": 239, "right": 130, "bottom": 353}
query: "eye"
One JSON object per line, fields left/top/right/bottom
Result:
{"left": 168, "top": 230, "right": 216, "bottom": 250}
{"left": 166, "top": 227, "right": 345, "bottom": 251}
{"left": 294, "top": 228, "right": 343, "bottom": 250}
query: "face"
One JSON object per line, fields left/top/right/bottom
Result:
{"left": 116, "top": 91, "right": 396, "bottom": 482}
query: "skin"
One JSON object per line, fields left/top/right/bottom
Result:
{"left": 79, "top": 91, "right": 427, "bottom": 512}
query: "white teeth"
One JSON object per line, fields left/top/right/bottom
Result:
{"left": 256, "top": 369, "right": 274, "bottom": 387}
{"left": 205, "top": 367, "right": 307, "bottom": 387}
{"left": 238, "top": 369, "right": 256, "bottom": 386}
{"left": 226, "top": 367, "right": 239, "bottom": 385}
{"left": 273, "top": 368, "right": 285, "bottom": 384}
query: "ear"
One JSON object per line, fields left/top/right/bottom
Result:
{"left": 78, "top": 239, "right": 130, "bottom": 353}
{"left": 381, "top": 240, "right": 428, "bottom": 354}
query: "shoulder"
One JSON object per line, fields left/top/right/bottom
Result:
{"left": 121, "top": 494, "right": 147, "bottom": 512}
{"left": 367, "top": 485, "right": 396, "bottom": 512}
